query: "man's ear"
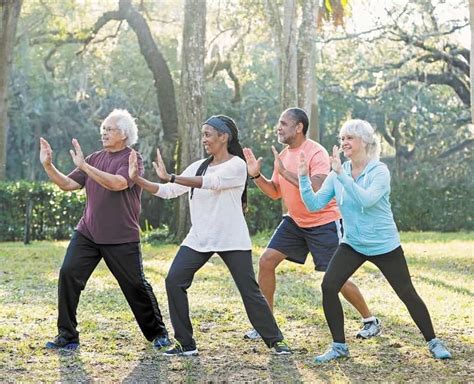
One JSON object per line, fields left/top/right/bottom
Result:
{"left": 296, "top": 122, "right": 304, "bottom": 134}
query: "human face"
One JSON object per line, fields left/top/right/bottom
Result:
{"left": 100, "top": 120, "right": 127, "bottom": 151}
{"left": 201, "top": 124, "right": 228, "bottom": 155}
{"left": 338, "top": 132, "right": 366, "bottom": 159}
{"left": 276, "top": 112, "right": 300, "bottom": 145}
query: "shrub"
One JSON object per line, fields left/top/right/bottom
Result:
{"left": 0, "top": 181, "right": 85, "bottom": 241}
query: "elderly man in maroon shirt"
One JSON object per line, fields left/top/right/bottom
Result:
{"left": 40, "top": 109, "right": 170, "bottom": 351}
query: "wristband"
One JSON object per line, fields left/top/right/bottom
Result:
{"left": 250, "top": 173, "right": 261, "bottom": 180}
{"left": 169, "top": 174, "right": 176, "bottom": 183}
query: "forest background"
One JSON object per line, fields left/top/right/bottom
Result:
{"left": 0, "top": 0, "right": 472, "bottom": 243}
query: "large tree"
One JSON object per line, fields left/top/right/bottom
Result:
{"left": 0, "top": 0, "right": 22, "bottom": 180}
{"left": 31, "top": 0, "right": 179, "bottom": 168}
{"left": 470, "top": 0, "right": 474, "bottom": 122}
{"left": 264, "top": 0, "right": 346, "bottom": 140}
{"left": 176, "top": 0, "right": 206, "bottom": 241}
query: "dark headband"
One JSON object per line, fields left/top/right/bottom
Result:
{"left": 203, "top": 116, "right": 233, "bottom": 142}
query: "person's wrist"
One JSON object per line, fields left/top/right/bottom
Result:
{"left": 169, "top": 173, "right": 176, "bottom": 183}
{"left": 249, "top": 172, "right": 261, "bottom": 180}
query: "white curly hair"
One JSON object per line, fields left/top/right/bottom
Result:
{"left": 339, "top": 119, "right": 381, "bottom": 160}
{"left": 101, "top": 109, "right": 138, "bottom": 146}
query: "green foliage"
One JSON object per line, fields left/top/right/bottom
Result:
{"left": 391, "top": 176, "right": 473, "bottom": 232}
{"left": 1, "top": 177, "right": 471, "bottom": 243}
{"left": 141, "top": 224, "right": 176, "bottom": 245}
{"left": 245, "top": 187, "right": 282, "bottom": 235}
{"left": 0, "top": 181, "right": 85, "bottom": 241}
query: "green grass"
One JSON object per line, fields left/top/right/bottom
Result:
{"left": 0, "top": 233, "right": 473, "bottom": 382}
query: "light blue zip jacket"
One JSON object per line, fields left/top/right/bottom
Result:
{"left": 299, "top": 159, "right": 400, "bottom": 256}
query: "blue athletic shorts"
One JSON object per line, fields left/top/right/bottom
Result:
{"left": 267, "top": 215, "right": 343, "bottom": 271}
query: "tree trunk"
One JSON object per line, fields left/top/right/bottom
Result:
{"left": 118, "top": 0, "right": 178, "bottom": 166}
{"left": 0, "top": 0, "right": 22, "bottom": 180}
{"left": 470, "top": 0, "right": 474, "bottom": 123}
{"left": 176, "top": 0, "right": 206, "bottom": 242}
{"left": 281, "top": 0, "right": 298, "bottom": 108}
{"left": 297, "top": 0, "right": 319, "bottom": 141}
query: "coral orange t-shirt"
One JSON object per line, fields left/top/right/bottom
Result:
{"left": 271, "top": 139, "right": 340, "bottom": 228}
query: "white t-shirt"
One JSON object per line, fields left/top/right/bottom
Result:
{"left": 155, "top": 156, "right": 251, "bottom": 252}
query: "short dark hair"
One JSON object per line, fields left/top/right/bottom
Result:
{"left": 284, "top": 108, "right": 309, "bottom": 135}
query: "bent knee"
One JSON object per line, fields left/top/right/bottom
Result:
{"left": 321, "top": 276, "right": 342, "bottom": 295}
{"left": 259, "top": 249, "right": 285, "bottom": 270}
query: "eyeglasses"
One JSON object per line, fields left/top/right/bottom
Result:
{"left": 100, "top": 127, "right": 120, "bottom": 134}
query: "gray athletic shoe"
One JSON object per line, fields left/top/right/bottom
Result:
{"left": 244, "top": 329, "right": 261, "bottom": 340}
{"left": 356, "top": 317, "right": 382, "bottom": 339}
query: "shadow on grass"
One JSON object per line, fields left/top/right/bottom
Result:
{"left": 415, "top": 274, "right": 474, "bottom": 297}
{"left": 406, "top": 255, "right": 473, "bottom": 277}
{"left": 57, "top": 350, "right": 91, "bottom": 383}
{"left": 123, "top": 353, "right": 169, "bottom": 383}
{"left": 269, "top": 354, "right": 303, "bottom": 383}
{"left": 124, "top": 353, "right": 206, "bottom": 382}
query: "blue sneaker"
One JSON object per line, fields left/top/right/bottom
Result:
{"left": 153, "top": 334, "right": 172, "bottom": 349}
{"left": 314, "top": 342, "right": 349, "bottom": 363}
{"left": 45, "top": 335, "right": 79, "bottom": 351}
{"left": 356, "top": 317, "right": 382, "bottom": 339}
{"left": 428, "top": 338, "right": 452, "bottom": 359}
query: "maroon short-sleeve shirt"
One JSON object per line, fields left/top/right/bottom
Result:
{"left": 68, "top": 147, "right": 144, "bottom": 244}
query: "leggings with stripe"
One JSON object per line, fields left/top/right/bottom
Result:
{"left": 322, "top": 243, "right": 436, "bottom": 343}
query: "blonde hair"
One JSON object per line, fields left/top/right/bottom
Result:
{"left": 340, "top": 119, "right": 380, "bottom": 160}
{"left": 101, "top": 109, "right": 138, "bottom": 146}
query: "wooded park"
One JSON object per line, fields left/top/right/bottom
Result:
{"left": 0, "top": 0, "right": 473, "bottom": 382}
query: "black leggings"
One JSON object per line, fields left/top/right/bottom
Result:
{"left": 322, "top": 243, "right": 436, "bottom": 343}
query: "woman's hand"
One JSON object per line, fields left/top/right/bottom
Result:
{"left": 330, "top": 145, "right": 343, "bottom": 174}
{"left": 152, "top": 148, "right": 171, "bottom": 181}
{"left": 243, "top": 147, "right": 262, "bottom": 178}
{"left": 298, "top": 152, "right": 308, "bottom": 176}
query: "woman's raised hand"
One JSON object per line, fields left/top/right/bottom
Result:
{"left": 330, "top": 145, "right": 343, "bottom": 174}
{"left": 243, "top": 147, "right": 262, "bottom": 178}
{"left": 298, "top": 152, "right": 308, "bottom": 177}
{"left": 152, "top": 148, "right": 171, "bottom": 181}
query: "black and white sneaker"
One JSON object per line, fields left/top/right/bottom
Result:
{"left": 163, "top": 342, "right": 198, "bottom": 356}
{"left": 272, "top": 340, "right": 292, "bottom": 355}
{"left": 356, "top": 317, "right": 382, "bottom": 339}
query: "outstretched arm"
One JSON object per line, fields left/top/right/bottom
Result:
{"left": 243, "top": 147, "right": 280, "bottom": 200}
{"left": 70, "top": 139, "right": 128, "bottom": 191}
{"left": 153, "top": 148, "right": 203, "bottom": 188}
{"left": 329, "top": 145, "right": 389, "bottom": 208}
{"left": 272, "top": 145, "right": 327, "bottom": 192}
{"left": 298, "top": 152, "right": 335, "bottom": 212}
{"left": 336, "top": 168, "right": 389, "bottom": 208}
{"left": 40, "top": 138, "right": 81, "bottom": 191}
{"left": 129, "top": 150, "right": 160, "bottom": 194}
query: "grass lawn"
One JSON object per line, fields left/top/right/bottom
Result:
{"left": 0, "top": 232, "right": 473, "bottom": 382}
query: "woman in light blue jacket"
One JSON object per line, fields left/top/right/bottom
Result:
{"left": 298, "top": 119, "right": 451, "bottom": 363}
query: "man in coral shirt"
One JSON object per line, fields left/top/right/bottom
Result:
{"left": 243, "top": 108, "right": 381, "bottom": 340}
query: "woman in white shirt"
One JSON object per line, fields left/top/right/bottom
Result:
{"left": 129, "top": 115, "right": 291, "bottom": 356}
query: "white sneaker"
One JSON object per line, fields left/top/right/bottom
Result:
{"left": 244, "top": 329, "right": 261, "bottom": 340}
{"left": 356, "top": 317, "right": 382, "bottom": 339}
